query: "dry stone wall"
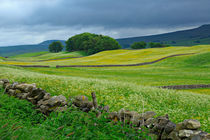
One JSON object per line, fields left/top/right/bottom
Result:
{"left": 0, "top": 79, "right": 209, "bottom": 140}
{"left": 159, "top": 84, "right": 210, "bottom": 90}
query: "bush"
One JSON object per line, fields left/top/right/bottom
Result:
{"left": 49, "top": 41, "right": 64, "bottom": 53}
{"left": 66, "top": 33, "right": 121, "bottom": 55}
{"left": 149, "top": 42, "right": 169, "bottom": 48}
{"left": 130, "top": 41, "right": 147, "bottom": 49}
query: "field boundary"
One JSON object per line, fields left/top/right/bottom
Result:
{"left": 10, "top": 53, "right": 195, "bottom": 68}
{"left": 56, "top": 53, "right": 195, "bottom": 68}
{"left": 14, "top": 65, "right": 50, "bottom": 68}
{"left": 158, "top": 84, "right": 210, "bottom": 89}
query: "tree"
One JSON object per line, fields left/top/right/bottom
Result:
{"left": 66, "top": 33, "right": 121, "bottom": 55}
{"left": 49, "top": 41, "right": 64, "bottom": 53}
{"left": 130, "top": 41, "right": 147, "bottom": 49}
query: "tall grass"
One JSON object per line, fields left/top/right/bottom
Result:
{"left": 0, "top": 89, "right": 152, "bottom": 140}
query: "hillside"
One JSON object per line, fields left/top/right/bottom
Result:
{"left": 0, "top": 40, "right": 65, "bottom": 57}
{"left": 8, "top": 51, "right": 87, "bottom": 61}
{"left": 117, "top": 24, "right": 210, "bottom": 48}
{"left": 2, "top": 45, "right": 208, "bottom": 67}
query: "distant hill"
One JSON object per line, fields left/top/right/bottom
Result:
{"left": 0, "top": 40, "right": 65, "bottom": 57}
{"left": 117, "top": 24, "right": 210, "bottom": 48}
{"left": 1, "top": 24, "right": 210, "bottom": 56}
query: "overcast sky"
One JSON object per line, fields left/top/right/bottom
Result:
{"left": 0, "top": 0, "right": 210, "bottom": 46}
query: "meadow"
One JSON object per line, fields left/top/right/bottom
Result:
{"left": 7, "top": 51, "right": 87, "bottom": 62}
{"left": 0, "top": 46, "right": 210, "bottom": 132}
{"left": 0, "top": 88, "right": 151, "bottom": 140}
{"left": 0, "top": 45, "right": 210, "bottom": 133}
{"left": 1, "top": 45, "right": 210, "bottom": 66}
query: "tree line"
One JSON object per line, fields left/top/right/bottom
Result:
{"left": 130, "top": 41, "right": 169, "bottom": 49}
{"left": 49, "top": 32, "right": 169, "bottom": 54}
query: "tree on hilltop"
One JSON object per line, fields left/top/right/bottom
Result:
{"left": 66, "top": 32, "right": 121, "bottom": 55}
{"left": 49, "top": 41, "right": 64, "bottom": 53}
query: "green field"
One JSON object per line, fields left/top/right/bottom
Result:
{"left": 7, "top": 51, "right": 87, "bottom": 62}
{"left": 0, "top": 45, "right": 210, "bottom": 133}
{"left": 1, "top": 45, "right": 210, "bottom": 66}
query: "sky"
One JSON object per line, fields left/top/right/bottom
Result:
{"left": 0, "top": 0, "right": 210, "bottom": 46}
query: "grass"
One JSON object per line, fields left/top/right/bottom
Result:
{"left": 9, "top": 51, "right": 49, "bottom": 58}
{"left": 0, "top": 45, "right": 209, "bottom": 134}
{"left": 1, "top": 45, "right": 210, "bottom": 66}
{"left": 0, "top": 65, "right": 209, "bottom": 132}
{"left": 180, "top": 88, "right": 210, "bottom": 95}
{"left": 0, "top": 88, "right": 152, "bottom": 140}
{"left": 12, "top": 52, "right": 210, "bottom": 93}
{"left": 7, "top": 51, "right": 87, "bottom": 62}
{"left": 0, "top": 56, "right": 5, "bottom": 61}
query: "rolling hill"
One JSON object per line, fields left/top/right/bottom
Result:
{"left": 0, "top": 45, "right": 210, "bottom": 132}
{"left": 1, "top": 45, "right": 210, "bottom": 67}
{"left": 0, "top": 40, "right": 65, "bottom": 57}
{"left": 117, "top": 24, "right": 210, "bottom": 48}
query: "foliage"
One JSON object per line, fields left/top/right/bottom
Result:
{"left": 66, "top": 32, "right": 121, "bottom": 55}
{"left": 49, "top": 41, "right": 64, "bottom": 53}
{"left": 130, "top": 41, "right": 147, "bottom": 49}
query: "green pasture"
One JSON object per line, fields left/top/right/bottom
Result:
{"left": 0, "top": 45, "right": 209, "bottom": 132}
{"left": 1, "top": 45, "right": 210, "bottom": 66}
{"left": 7, "top": 51, "right": 87, "bottom": 62}
{"left": 0, "top": 65, "right": 209, "bottom": 132}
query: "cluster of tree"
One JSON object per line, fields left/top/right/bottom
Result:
{"left": 130, "top": 41, "right": 169, "bottom": 49}
{"left": 48, "top": 41, "right": 64, "bottom": 53}
{"left": 65, "top": 33, "right": 121, "bottom": 55}
{"left": 130, "top": 41, "right": 147, "bottom": 49}
{"left": 149, "top": 42, "right": 169, "bottom": 48}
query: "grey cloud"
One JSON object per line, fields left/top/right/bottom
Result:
{"left": 25, "top": 0, "right": 210, "bottom": 28}
{"left": 0, "top": 0, "right": 210, "bottom": 46}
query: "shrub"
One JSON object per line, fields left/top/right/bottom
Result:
{"left": 149, "top": 42, "right": 169, "bottom": 48}
{"left": 130, "top": 41, "right": 147, "bottom": 49}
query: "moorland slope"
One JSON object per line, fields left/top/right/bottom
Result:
{"left": 117, "top": 24, "right": 210, "bottom": 48}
